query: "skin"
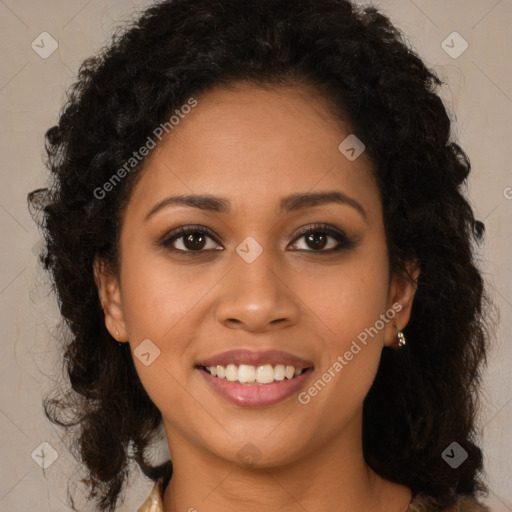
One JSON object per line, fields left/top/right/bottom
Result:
{"left": 94, "top": 83, "right": 420, "bottom": 512}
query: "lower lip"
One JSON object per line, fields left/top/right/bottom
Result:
{"left": 197, "top": 367, "right": 314, "bottom": 407}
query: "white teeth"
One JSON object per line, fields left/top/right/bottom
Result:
{"left": 256, "top": 364, "right": 275, "bottom": 384}
{"left": 285, "top": 365, "right": 295, "bottom": 379}
{"left": 238, "top": 364, "right": 256, "bottom": 383}
{"left": 274, "top": 364, "right": 285, "bottom": 381}
{"left": 204, "top": 364, "right": 306, "bottom": 384}
{"left": 225, "top": 364, "right": 238, "bottom": 382}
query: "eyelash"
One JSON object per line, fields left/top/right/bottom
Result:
{"left": 158, "top": 223, "right": 356, "bottom": 255}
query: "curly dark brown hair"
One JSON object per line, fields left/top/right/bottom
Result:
{"left": 27, "top": 0, "right": 494, "bottom": 510}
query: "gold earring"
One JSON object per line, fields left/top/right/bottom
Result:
{"left": 116, "top": 330, "right": 119, "bottom": 337}
{"left": 397, "top": 329, "right": 406, "bottom": 347}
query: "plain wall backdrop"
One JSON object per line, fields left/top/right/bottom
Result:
{"left": 0, "top": 0, "right": 511, "bottom": 510}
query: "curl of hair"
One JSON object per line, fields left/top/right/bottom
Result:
{"left": 28, "top": 0, "right": 494, "bottom": 510}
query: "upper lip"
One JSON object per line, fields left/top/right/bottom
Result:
{"left": 196, "top": 349, "right": 314, "bottom": 369}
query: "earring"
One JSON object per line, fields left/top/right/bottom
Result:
{"left": 397, "top": 329, "right": 406, "bottom": 347}
{"left": 115, "top": 330, "right": 123, "bottom": 347}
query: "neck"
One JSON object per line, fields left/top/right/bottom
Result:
{"left": 162, "top": 409, "right": 412, "bottom": 512}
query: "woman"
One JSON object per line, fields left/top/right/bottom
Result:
{"left": 28, "top": 0, "right": 493, "bottom": 510}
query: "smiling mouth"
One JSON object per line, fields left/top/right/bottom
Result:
{"left": 197, "top": 363, "right": 313, "bottom": 385}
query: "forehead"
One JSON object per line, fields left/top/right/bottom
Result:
{"left": 123, "top": 83, "right": 380, "bottom": 221}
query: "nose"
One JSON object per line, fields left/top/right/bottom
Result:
{"left": 214, "top": 249, "right": 300, "bottom": 332}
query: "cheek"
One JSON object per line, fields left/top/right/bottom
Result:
{"left": 295, "top": 246, "right": 390, "bottom": 407}
{"left": 119, "top": 253, "right": 198, "bottom": 340}
{"left": 116, "top": 256, "right": 197, "bottom": 400}
{"left": 300, "top": 253, "right": 390, "bottom": 343}
{"left": 118, "top": 256, "right": 198, "bottom": 416}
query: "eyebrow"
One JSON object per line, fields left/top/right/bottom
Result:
{"left": 144, "top": 191, "right": 367, "bottom": 222}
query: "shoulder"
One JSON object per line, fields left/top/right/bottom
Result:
{"left": 407, "top": 493, "right": 490, "bottom": 512}
{"left": 137, "top": 477, "right": 164, "bottom": 512}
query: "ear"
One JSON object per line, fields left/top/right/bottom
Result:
{"left": 383, "top": 259, "right": 420, "bottom": 348}
{"left": 93, "top": 255, "right": 129, "bottom": 342}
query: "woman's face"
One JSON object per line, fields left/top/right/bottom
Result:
{"left": 96, "top": 83, "right": 418, "bottom": 468}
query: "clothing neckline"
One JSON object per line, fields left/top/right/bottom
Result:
{"left": 139, "top": 472, "right": 487, "bottom": 512}
{"left": 140, "top": 476, "right": 420, "bottom": 512}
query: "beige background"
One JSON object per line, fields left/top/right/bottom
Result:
{"left": 0, "top": 0, "right": 511, "bottom": 510}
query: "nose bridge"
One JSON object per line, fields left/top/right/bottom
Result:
{"left": 214, "top": 240, "right": 299, "bottom": 329}
{"left": 236, "top": 241, "right": 280, "bottom": 295}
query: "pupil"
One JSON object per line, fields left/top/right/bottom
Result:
{"left": 185, "top": 233, "right": 206, "bottom": 250}
{"left": 307, "top": 232, "right": 326, "bottom": 250}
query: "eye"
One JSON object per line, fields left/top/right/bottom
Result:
{"left": 158, "top": 223, "right": 356, "bottom": 255}
{"left": 289, "top": 223, "right": 356, "bottom": 253}
{"left": 159, "top": 225, "right": 222, "bottom": 253}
